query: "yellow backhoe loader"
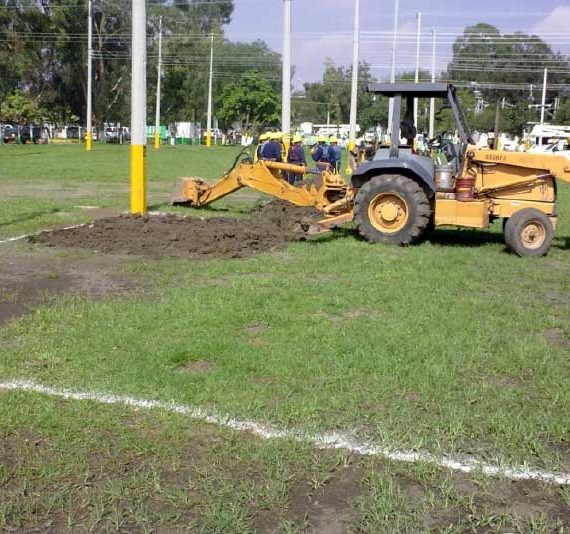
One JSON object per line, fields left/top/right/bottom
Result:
{"left": 173, "top": 83, "right": 570, "bottom": 256}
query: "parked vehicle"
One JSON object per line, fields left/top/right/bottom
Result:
{"left": 104, "top": 124, "right": 130, "bottom": 143}
{"left": 2, "top": 124, "right": 18, "bottom": 143}
{"left": 528, "top": 125, "right": 570, "bottom": 151}
{"left": 20, "top": 125, "right": 49, "bottom": 144}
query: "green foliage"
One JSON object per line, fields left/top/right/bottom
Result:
{"left": 299, "top": 60, "right": 384, "bottom": 131}
{"left": 445, "top": 23, "right": 570, "bottom": 109}
{"left": 0, "top": 90, "right": 41, "bottom": 123}
{"left": 554, "top": 100, "right": 570, "bottom": 124}
{"left": 0, "top": 0, "right": 238, "bottom": 125}
{"left": 158, "top": 38, "right": 281, "bottom": 125}
{"left": 216, "top": 71, "right": 281, "bottom": 129}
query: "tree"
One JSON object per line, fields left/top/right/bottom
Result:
{"left": 446, "top": 24, "right": 570, "bottom": 104}
{"left": 0, "top": 90, "right": 41, "bottom": 123}
{"left": 159, "top": 38, "right": 281, "bottom": 125}
{"left": 299, "top": 60, "right": 383, "bottom": 131}
{"left": 554, "top": 101, "right": 570, "bottom": 124}
{"left": 216, "top": 72, "right": 280, "bottom": 129}
{"left": 0, "top": 0, "right": 238, "bottom": 125}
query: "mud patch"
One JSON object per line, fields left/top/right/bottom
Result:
{"left": 287, "top": 462, "right": 362, "bottom": 534}
{"left": 544, "top": 328, "right": 570, "bottom": 348}
{"left": 315, "top": 307, "right": 372, "bottom": 324}
{"left": 31, "top": 201, "right": 320, "bottom": 259}
{"left": 242, "top": 323, "right": 269, "bottom": 335}
{"left": 178, "top": 360, "right": 216, "bottom": 375}
{"left": 0, "top": 249, "right": 142, "bottom": 326}
{"left": 0, "top": 274, "right": 74, "bottom": 326}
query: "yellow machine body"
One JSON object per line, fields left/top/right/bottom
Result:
{"left": 433, "top": 147, "right": 569, "bottom": 230}
{"left": 172, "top": 146, "right": 569, "bottom": 253}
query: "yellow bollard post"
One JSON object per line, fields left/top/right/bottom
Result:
{"left": 85, "top": 130, "right": 92, "bottom": 151}
{"left": 346, "top": 139, "right": 355, "bottom": 175}
{"left": 206, "top": 130, "right": 212, "bottom": 148}
{"left": 154, "top": 130, "right": 160, "bottom": 150}
{"left": 282, "top": 133, "right": 291, "bottom": 161}
{"left": 130, "top": 145, "right": 147, "bottom": 214}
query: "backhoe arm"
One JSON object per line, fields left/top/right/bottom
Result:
{"left": 173, "top": 161, "right": 349, "bottom": 211}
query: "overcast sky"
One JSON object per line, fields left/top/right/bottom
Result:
{"left": 225, "top": 0, "right": 570, "bottom": 89}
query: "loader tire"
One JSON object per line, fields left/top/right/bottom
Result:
{"left": 504, "top": 208, "right": 553, "bottom": 257}
{"left": 354, "top": 174, "right": 431, "bottom": 245}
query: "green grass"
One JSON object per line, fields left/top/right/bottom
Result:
{"left": 0, "top": 144, "right": 569, "bottom": 531}
{"left": 0, "top": 144, "right": 249, "bottom": 238}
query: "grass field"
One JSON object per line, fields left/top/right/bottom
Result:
{"left": 1, "top": 143, "right": 569, "bottom": 532}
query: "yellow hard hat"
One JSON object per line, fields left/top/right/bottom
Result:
{"left": 330, "top": 136, "right": 338, "bottom": 143}
{"left": 293, "top": 134, "right": 303, "bottom": 144}
{"left": 271, "top": 131, "right": 282, "bottom": 140}
{"left": 259, "top": 133, "right": 268, "bottom": 141}
{"left": 317, "top": 135, "right": 326, "bottom": 143}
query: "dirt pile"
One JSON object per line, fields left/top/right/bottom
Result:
{"left": 30, "top": 201, "right": 320, "bottom": 259}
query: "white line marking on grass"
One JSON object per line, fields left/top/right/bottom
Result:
{"left": 0, "top": 234, "right": 31, "bottom": 244}
{"left": 0, "top": 224, "right": 89, "bottom": 245}
{"left": 1, "top": 378, "right": 569, "bottom": 486}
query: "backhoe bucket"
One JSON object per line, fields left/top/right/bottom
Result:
{"left": 172, "top": 177, "right": 205, "bottom": 206}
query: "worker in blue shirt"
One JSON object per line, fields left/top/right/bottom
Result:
{"left": 286, "top": 134, "right": 306, "bottom": 184}
{"left": 256, "top": 133, "right": 269, "bottom": 161}
{"left": 328, "top": 136, "right": 342, "bottom": 174}
{"left": 262, "top": 132, "right": 283, "bottom": 162}
{"left": 311, "top": 135, "right": 330, "bottom": 173}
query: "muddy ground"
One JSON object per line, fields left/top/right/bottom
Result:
{"left": 30, "top": 201, "right": 320, "bottom": 259}
{"left": 0, "top": 247, "right": 140, "bottom": 326}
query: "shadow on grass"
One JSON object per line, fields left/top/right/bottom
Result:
{"left": 554, "top": 236, "right": 570, "bottom": 250}
{"left": 306, "top": 226, "right": 570, "bottom": 253}
{"left": 426, "top": 228, "right": 503, "bottom": 248}
{"left": 0, "top": 208, "right": 61, "bottom": 228}
{"left": 306, "top": 227, "right": 355, "bottom": 244}
{"left": 0, "top": 150, "right": 46, "bottom": 157}
{"left": 429, "top": 228, "right": 570, "bottom": 252}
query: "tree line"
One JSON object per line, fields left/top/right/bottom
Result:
{"left": 1, "top": 3, "right": 569, "bottom": 134}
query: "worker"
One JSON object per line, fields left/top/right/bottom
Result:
{"left": 275, "top": 131, "right": 286, "bottom": 160}
{"left": 286, "top": 134, "right": 306, "bottom": 185}
{"left": 261, "top": 132, "right": 283, "bottom": 162}
{"left": 328, "top": 136, "right": 342, "bottom": 174}
{"left": 311, "top": 135, "right": 330, "bottom": 173}
{"left": 256, "top": 133, "right": 269, "bottom": 161}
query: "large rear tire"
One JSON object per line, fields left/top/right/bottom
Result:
{"left": 354, "top": 174, "right": 432, "bottom": 245}
{"left": 504, "top": 208, "right": 553, "bottom": 257}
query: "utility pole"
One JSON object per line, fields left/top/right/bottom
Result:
{"left": 348, "top": 0, "right": 360, "bottom": 150}
{"left": 281, "top": 0, "right": 292, "bottom": 140}
{"left": 206, "top": 32, "right": 214, "bottom": 147}
{"left": 429, "top": 29, "right": 436, "bottom": 139}
{"left": 85, "top": 0, "right": 93, "bottom": 151}
{"left": 493, "top": 99, "right": 501, "bottom": 150}
{"left": 130, "top": 0, "right": 147, "bottom": 215}
{"left": 413, "top": 12, "right": 421, "bottom": 129}
{"left": 387, "top": 0, "right": 400, "bottom": 133}
{"left": 540, "top": 68, "right": 548, "bottom": 124}
{"left": 154, "top": 16, "right": 163, "bottom": 150}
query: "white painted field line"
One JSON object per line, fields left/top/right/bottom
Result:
{"left": 1, "top": 378, "right": 569, "bottom": 486}
{"left": 0, "top": 224, "right": 89, "bottom": 246}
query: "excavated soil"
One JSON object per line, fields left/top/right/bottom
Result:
{"left": 30, "top": 201, "right": 320, "bottom": 259}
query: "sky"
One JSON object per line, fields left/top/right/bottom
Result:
{"left": 224, "top": 0, "right": 570, "bottom": 89}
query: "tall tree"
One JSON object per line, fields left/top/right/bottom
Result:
{"left": 300, "top": 60, "right": 383, "bottom": 131}
{"left": 216, "top": 71, "right": 280, "bottom": 129}
{"left": 446, "top": 23, "right": 570, "bottom": 105}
